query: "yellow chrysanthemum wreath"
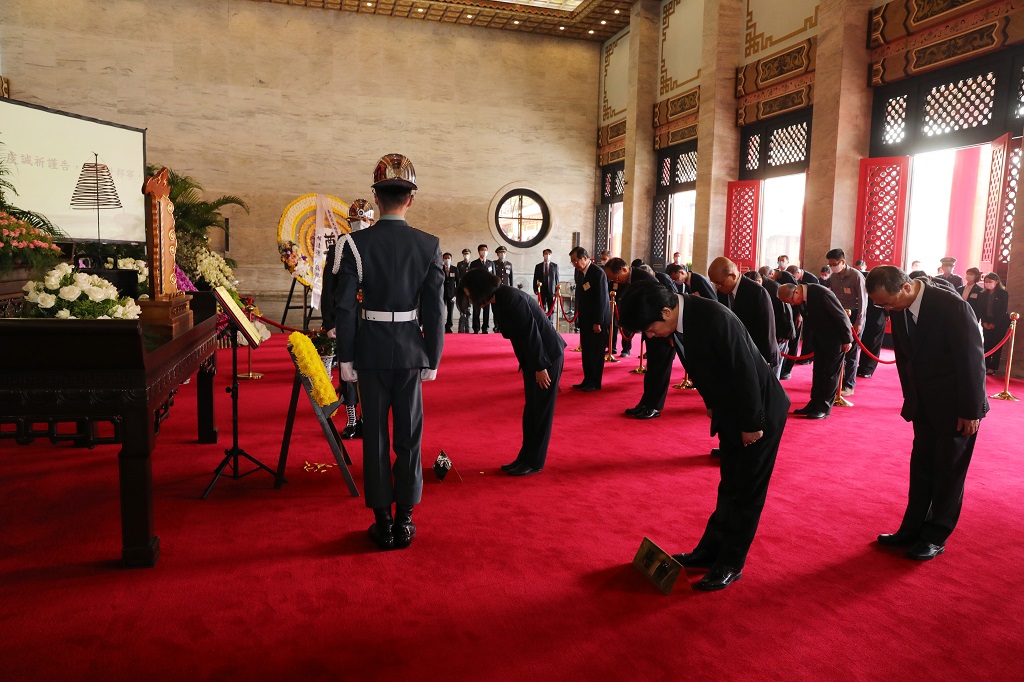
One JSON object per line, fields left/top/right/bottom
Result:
{"left": 288, "top": 331, "right": 340, "bottom": 417}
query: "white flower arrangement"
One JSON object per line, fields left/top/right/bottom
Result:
{"left": 238, "top": 319, "right": 272, "bottom": 347}
{"left": 22, "top": 262, "right": 142, "bottom": 320}
{"left": 104, "top": 257, "right": 149, "bottom": 286}
{"left": 194, "top": 248, "right": 238, "bottom": 291}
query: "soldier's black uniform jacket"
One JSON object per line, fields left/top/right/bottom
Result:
{"left": 496, "top": 259, "right": 513, "bottom": 286}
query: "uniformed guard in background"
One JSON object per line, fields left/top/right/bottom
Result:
{"left": 457, "top": 248, "right": 472, "bottom": 333}
{"left": 493, "top": 245, "right": 513, "bottom": 332}
{"left": 442, "top": 251, "right": 457, "bottom": 333}
{"left": 469, "top": 243, "right": 496, "bottom": 333}
{"left": 336, "top": 154, "right": 445, "bottom": 551}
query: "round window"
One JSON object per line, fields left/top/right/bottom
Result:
{"left": 494, "top": 189, "right": 550, "bottom": 248}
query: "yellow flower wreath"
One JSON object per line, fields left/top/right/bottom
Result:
{"left": 288, "top": 332, "right": 340, "bottom": 417}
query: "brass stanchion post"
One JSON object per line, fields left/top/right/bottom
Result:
{"left": 630, "top": 335, "right": 647, "bottom": 375}
{"left": 237, "top": 303, "right": 264, "bottom": 380}
{"left": 604, "top": 290, "right": 619, "bottom": 363}
{"left": 672, "top": 368, "right": 694, "bottom": 390}
{"left": 834, "top": 359, "right": 853, "bottom": 407}
{"left": 991, "top": 312, "right": 1019, "bottom": 402}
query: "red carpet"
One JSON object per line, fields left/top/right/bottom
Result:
{"left": 2, "top": 332, "right": 1023, "bottom": 681}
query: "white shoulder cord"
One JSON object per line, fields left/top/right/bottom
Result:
{"left": 337, "top": 233, "right": 364, "bottom": 284}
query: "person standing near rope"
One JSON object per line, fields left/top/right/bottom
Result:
{"left": 336, "top": 154, "right": 445, "bottom": 551}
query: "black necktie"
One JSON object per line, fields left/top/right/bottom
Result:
{"left": 906, "top": 313, "right": 917, "bottom": 341}
{"left": 673, "top": 333, "right": 686, "bottom": 362}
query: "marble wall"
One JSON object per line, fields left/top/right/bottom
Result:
{"left": 0, "top": 0, "right": 601, "bottom": 310}
{"left": 658, "top": 0, "right": 703, "bottom": 101}
{"left": 600, "top": 27, "right": 630, "bottom": 126}
{"left": 743, "top": 0, "right": 820, "bottom": 64}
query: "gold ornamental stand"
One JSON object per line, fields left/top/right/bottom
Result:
{"left": 605, "top": 291, "right": 619, "bottom": 363}
{"left": 834, "top": 362, "right": 853, "bottom": 407}
{"left": 991, "top": 312, "right": 1019, "bottom": 402}
{"left": 630, "top": 335, "right": 647, "bottom": 375}
{"left": 237, "top": 303, "right": 264, "bottom": 380}
{"left": 673, "top": 368, "right": 694, "bottom": 390}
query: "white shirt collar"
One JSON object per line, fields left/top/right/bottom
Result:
{"left": 907, "top": 279, "right": 925, "bottom": 321}
{"left": 675, "top": 294, "right": 685, "bottom": 335}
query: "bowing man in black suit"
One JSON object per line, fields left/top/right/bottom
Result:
{"left": 778, "top": 282, "right": 852, "bottom": 419}
{"left": 866, "top": 267, "right": 988, "bottom": 560}
{"left": 666, "top": 263, "right": 717, "bottom": 300}
{"left": 569, "top": 246, "right": 610, "bottom": 391}
{"left": 618, "top": 281, "right": 789, "bottom": 591}
{"left": 461, "top": 268, "right": 566, "bottom": 476}
{"left": 336, "top": 154, "right": 445, "bottom": 551}
{"left": 533, "top": 249, "right": 560, "bottom": 324}
{"left": 708, "top": 257, "right": 779, "bottom": 375}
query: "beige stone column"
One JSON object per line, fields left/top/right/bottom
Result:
{"left": 621, "top": 0, "right": 661, "bottom": 263}
{"left": 803, "top": 0, "right": 874, "bottom": 268}
{"left": 692, "top": 0, "right": 744, "bottom": 276}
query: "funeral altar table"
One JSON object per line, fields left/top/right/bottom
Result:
{"left": 0, "top": 295, "right": 219, "bottom": 568}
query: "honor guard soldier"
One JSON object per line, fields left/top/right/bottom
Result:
{"left": 469, "top": 244, "right": 496, "bottom": 333}
{"left": 335, "top": 153, "right": 445, "bottom": 551}
{"left": 442, "top": 252, "right": 457, "bottom": 333}
{"left": 457, "top": 249, "right": 472, "bottom": 333}
{"left": 936, "top": 257, "right": 964, "bottom": 289}
{"left": 494, "top": 246, "right": 513, "bottom": 332}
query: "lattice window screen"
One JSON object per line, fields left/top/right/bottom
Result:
{"left": 855, "top": 159, "right": 909, "bottom": 267}
{"left": 982, "top": 135, "right": 1009, "bottom": 267}
{"left": 651, "top": 196, "right": 669, "bottom": 266}
{"left": 594, "top": 205, "right": 610, "bottom": 255}
{"left": 613, "top": 168, "right": 626, "bottom": 196}
{"left": 675, "top": 150, "right": 698, "bottom": 185}
{"left": 922, "top": 72, "right": 996, "bottom": 138}
{"left": 1016, "top": 66, "right": 1024, "bottom": 119}
{"left": 602, "top": 169, "right": 614, "bottom": 200}
{"left": 746, "top": 134, "right": 761, "bottom": 172}
{"left": 768, "top": 122, "right": 809, "bottom": 167}
{"left": 883, "top": 95, "right": 908, "bottom": 145}
{"left": 659, "top": 157, "right": 672, "bottom": 188}
{"left": 997, "top": 145, "right": 1021, "bottom": 276}
{"left": 724, "top": 181, "right": 761, "bottom": 271}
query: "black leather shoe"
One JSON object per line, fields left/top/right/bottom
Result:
{"left": 906, "top": 541, "right": 944, "bottom": 561}
{"left": 624, "top": 404, "right": 648, "bottom": 416}
{"left": 572, "top": 382, "right": 587, "bottom": 389}
{"left": 393, "top": 505, "right": 416, "bottom": 549}
{"left": 877, "top": 532, "right": 917, "bottom": 547}
{"left": 368, "top": 508, "right": 394, "bottom": 550}
{"left": 709, "top": 448, "right": 721, "bottom": 458}
{"left": 793, "top": 406, "right": 810, "bottom": 415}
{"left": 507, "top": 463, "right": 541, "bottom": 476}
{"left": 341, "top": 419, "right": 363, "bottom": 440}
{"left": 619, "top": 351, "right": 631, "bottom": 358}
{"left": 857, "top": 372, "right": 873, "bottom": 378}
{"left": 576, "top": 384, "right": 600, "bottom": 392}
{"left": 804, "top": 411, "right": 828, "bottom": 420}
{"left": 501, "top": 459, "right": 523, "bottom": 471}
{"left": 671, "top": 550, "right": 716, "bottom": 568}
{"left": 695, "top": 566, "right": 742, "bottom": 591}
{"left": 779, "top": 373, "right": 791, "bottom": 380}
{"left": 634, "top": 407, "right": 660, "bottom": 420}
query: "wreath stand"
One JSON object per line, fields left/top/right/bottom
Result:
{"left": 280, "top": 279, "right": 322, "bottom": 331}
{"left": 275, "top": 347, "right": 359, "bottom": 496}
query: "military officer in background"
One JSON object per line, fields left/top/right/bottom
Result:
{"left": 469, "top": 244, "right": 496, "bottom": 333}
{"left": 442, "top": 252, "right": 458, "bottom": 333}
{"left": 494, "top": 245, "right": 514, "bottom": 333}
{"left": 936, "top": 257, "right": 964, "bottom": 289}
{"left": 457, "top": 248, "right": 472, "bottom": 333}
{"left": 533, "top": 248, "right": 560, "bottom": 324}
{"left": 336, "top": 153, "right": 444, "bottom": 552}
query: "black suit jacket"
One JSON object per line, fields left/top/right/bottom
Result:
{"left": 762, "top": 277, "right": 796, "bottom": 341}
{"left": 533, "top": 261, "right": 560, "bottom": 299}
{"left": 336, "top": 218, "right": 445, "bottom": 370}
{"left": 890, "top": 280, "right": 988, "bottom": 431}
{"left": 687, "top": 272, "right": 717, "bottom": 300}
{"left": 719, "top": 275, "right": 779, "bottom": 368}
{"left": 469, "top": 258, "right": 496, "bottom": 277}
{"left": 442, "top": 264, "right": 458, "bottom": 300}
{"left": 800, "top": 271, "right": 819, "bottom": 286}
{"left": 673, "top": 295, "right": 789, "bottom": 438}
{"left": 957, "top": 283, "right": 984, "bottom": 320}
{"left": 577, "top": 263, "right": 611, "bottom": 326}
{"left": 493, "top": 286, "right": 566, "bottom": 372}
{"left": 977, "top": 287, "right": 1010, "bottom": 331}
{"left": 802, "top": 283, "right": 853, "bottom": 348}
{"left": 937, "top": 273, "right": 964, "bottom": 289}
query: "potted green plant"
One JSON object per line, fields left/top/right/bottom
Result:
{"left": 308, "top": 328, "right": 337, "bottom": 373}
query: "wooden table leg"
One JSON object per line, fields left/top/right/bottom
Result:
{"left": 197, "top": 354, "right": 218, "bottom": 444}
{"left": 119, "top": 406, "right": 160, "bottom": 568}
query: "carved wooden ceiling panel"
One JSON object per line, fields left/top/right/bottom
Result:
{"left": 251, "top": 0, "right": 632, "bottom": 41}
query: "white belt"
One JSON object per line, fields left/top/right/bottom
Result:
{"left": 361, "top": 309, "right": 418, "bottom": 322}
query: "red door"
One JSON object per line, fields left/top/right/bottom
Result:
{"left": 724, "top": 180, "right": 761, "bottom": 272}
{"left": 853, "top": 156, "right": 911, "bottom": 269}
{"left": 980, "top": 133, "right": 1021, "bottom": 279}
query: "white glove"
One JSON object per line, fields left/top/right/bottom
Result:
{"left": 339, "top": 362, "right": 358, "bottom": 383}
{"left": 420, "top": 368, "right": 438, "bottom": 382}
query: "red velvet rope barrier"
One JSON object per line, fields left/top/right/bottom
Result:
{"left": 537, "top": 291, "right": 556, "bottom": 317}
{"left": 984, "top": 326, "right": 1014, "bottom": 358}
{"left": 850, "top": 326, "right": 896, "bottom": 365}
{"left": 779, "top": 349, "right": 815, "bottom": 361}
{"left": 557, "top": 293, "right": 578, "bottom": 323}
{"left": 780, "top": 325, "right": 1013, "bottom": 363}
{"left": 252, "top": 313, "right": 309, "bottom": 334}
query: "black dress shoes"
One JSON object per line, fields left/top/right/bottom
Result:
{"left": 368, "top": 508, "right": 394, "bottom": 551}
{"left": 779, "top": 373, "right": 791, "bottom": 380}
{"left": 507, "top": 463, "right": 542, "bottom": 476}
{"left": 341, "top": 419, "right": 363, "bottom": 440}
{"left": 695, "top": 566, "right": 742, "bottom": 591}
{"left": 501, "top": 459, "right": 523, "bottom": 471}
{"left": 634, "top": 407, "right": 660, "bottom": 420}
{"left": 393, "top": 505, "right": 416, "bottom": 549}
{"left": 793, "top": 406, "right": 810, "bottom": 415}
{"left": 906, "top": 541, "right": 944, "bottom": 561}
{"left": 877, "top": 532, "right": 917, "bottom": 547}
{"left": 624, "top": 404, "right": 647, "bottom": 416}
{"left": 804, "top": 411, "right": 828, "bottom": 420}
{"left": 671, "top": 550, "right": 716, "bottom": 568}
{"left": 857, "top": 371, "right": 873, "bottom": 378}
{"left": 576, "top": 384, "right": 599, "bottom": 392}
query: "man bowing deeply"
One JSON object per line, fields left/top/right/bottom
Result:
{"left": 865, "top": 267, "right": 988, "bottom": 561}
{"left": 618, "top": 281, "right": 789, "bottom": 590}
{"left": 336, "top": 154, "right": 445, "bottom": 552}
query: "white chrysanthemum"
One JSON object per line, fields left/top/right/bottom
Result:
{"left": 22, "top": 280, "right": 36, "bottom": 293}
{"left": 44, "top": 275, "right": 62, "bottom": 290}
{"left": 97, "top": 315, "right": 111, "bottom": 320}
{"left": 73, "top": 272, "right": 91, "bottom": 287}
{"left": 54, "top": 262, "right": 73, "bottom": 277}
{"left": 55, "top": 308, "right": 71, "bottom": 319}
{"left": 24, "top": 288, "right": 40, "bottom": 303}
{"left": 110, "top": 305, "right": 126, "bottom": 319}
{"left": 58, "top": 285, "right": 82, "bottom": 301}
{"left": 124, "top": 302, "right": 142, "bottom": 319}
{"left": 36, "top": 293, "right": 57, "bottom": 309}
{"left": 85, "top": 286, "right": 108, "bottom": 302}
